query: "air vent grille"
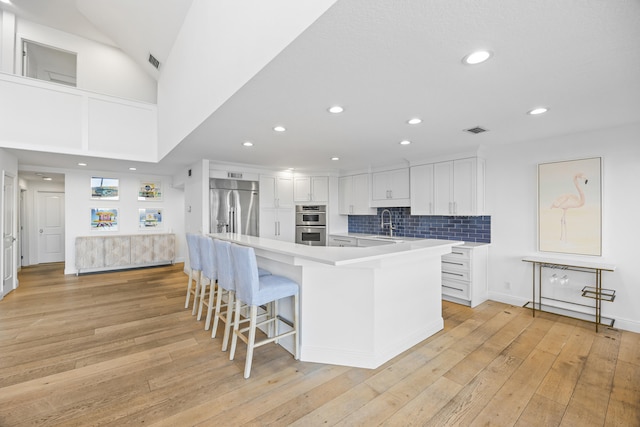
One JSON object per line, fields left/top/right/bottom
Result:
{"left": 148, "top": 54, "right": 160, "bottom": 69}
{"left": 464, "top": 126, "right": 488, "bottom": 134}
{"left": 228, "top": 172, "right": 243, "bottom": 179}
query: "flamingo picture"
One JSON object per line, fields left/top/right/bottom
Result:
{"left": 550, "top": 172, "right": 588, "bottom": 241}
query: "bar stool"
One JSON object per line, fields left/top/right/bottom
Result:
{"left": 184, "top": 233, "right": 202, "bottom": 314}
{"left": 210, "top": 239, "right": 235, "bottom": 350}
{"left": 229, "top": 243, "right": 299, "bottom": 379}
{"left": 198, "top": 236, "right": 218, "bottom": 329}
{"left": 211, "top": 239, "right": 273, "bottom": 350}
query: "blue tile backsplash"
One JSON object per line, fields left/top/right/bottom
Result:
{"left": 348, "top": 207, "right": 491, "bottom": 243}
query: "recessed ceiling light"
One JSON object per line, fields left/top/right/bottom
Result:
{"left": 399, "top": 140, "right": 411, "bottom": 145}
{"left": 273, "top": 126, "right": 286, "bottom": 132}
{"left": 242, "top": 141, "right": 253, "bottom": 147}
{"left": 407, "top": 118, "right": 422, "bottom": 125}
{"left": 527, "top": 107, "right": 549, "bottom": 115}
{"left": 328, "top": 106, "right": 344, "bottom": 114}
{"left": 463, "top": 50, "right": 492, "bottom": 65}
{"left": 78, "top": 162, "right": 87, "bottom": 166}
{"left": 331, "top": 157, "right": 339, "bottom": 161}
{"left": 43, "top": 177, "right": 52, "bottom": 181}
{"left": 129, "top": 167, "right": 137, "bottom": 171}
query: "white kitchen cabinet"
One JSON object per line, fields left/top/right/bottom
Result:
{"left": 260, "top": 207, "right": 295, "bottom": 242}
{"left": 338, "top": 174, "right": 376, "bottom": 215}
{"left": 327, "top": 235, "right": 358, "bottom": 247}
{"left": 294, "top": 176, "right": 329, "bottom": 203}
{"left": 433, "top": 157, "right": 485, "bottom": 215}
{"left": 371, "top": 168, "right": 410, "bottom": 207}
{"left": 259, "top": 174, "right": 295, "bottom": 241}
{"left": 441, "top": 244, "right": 488, "bottom": 308}
{"left": 260, "top": 175, "right": 294, "bottom": 209}
{"left": 410, "top": 163, "right": 435, "bottom": 215}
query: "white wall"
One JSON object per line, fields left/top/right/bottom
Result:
{"left": 64, "top": 170, "right": 185, "bottom": 274}
{"left": 486, "top": 123, "right": 640, "bottom": 332}
{"left": 157, "top": 0, "right": 338, "bottom": 159}
{"left": 1, "top": 10, "right": 16, "bottom": 73}
{"left": 183, "top": 159, "right": 209, "bottom": 235}
{"left": 12, "top": 19, "right": 156, "bottom": 103}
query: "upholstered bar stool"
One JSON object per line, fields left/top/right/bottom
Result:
{"left": 229, "top": 243, "right": 299, "bottom": 379}
{"left": 184, "top": 233, "right": 203, "bottom": 314}
{"left": 198, "top": 235, "right": 218, "bottom": 329}
{"left": 211, "top": 239, "right": 272, "bottom": 350}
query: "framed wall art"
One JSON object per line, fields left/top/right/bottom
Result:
{"left": 90, "top": 208, "right": 119, "bottom": 231}
{"left": 91, "top": 177, "right": 119, "bottom": 200}
{"left": 538, "top": 157, "right": 602, "bottom": 256}
{"left": 138, "top": 208, "right": 163, "bottom": 229}
{"left": 138, "top": 181, "right": 162, "bottom": 201}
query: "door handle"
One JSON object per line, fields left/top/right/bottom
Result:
{"left": 39, "top": 229, "right": 44, "bottom": 233}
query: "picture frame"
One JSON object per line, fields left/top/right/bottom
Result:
{"left": 139, "top": 208, "right": 163, "bottom": 229}
{"left": 91, "top": 177, "right": 119, "bottom": 200}
{"left": 90, "top": 208, "right": 119, "bottom": 231}
{"left": 138, "top": 181, "right": 162, "bottom": 201}
{"left": 538, "top": 157, "right": 602, "bottom": 256}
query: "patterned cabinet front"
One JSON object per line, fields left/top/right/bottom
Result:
{"left": 104, "top": 236, "right": 131, "bottom": 267}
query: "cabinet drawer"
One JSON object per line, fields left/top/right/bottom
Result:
{"left": 328, "top": 236, "right": 358, "bottom": 247}
{"left": 442, "top": 279, "right": 470, "bottom": 299}
{"left": 441, "top": 258, "right": 470, "bottom": 271}
{"left": 443, "top": 247, "right": 470, "bottom": 261}
{"left": 442, "top": 268, "right": 470, "bottom": 281}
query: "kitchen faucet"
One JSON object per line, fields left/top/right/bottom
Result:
{"left": 380, "top": 209, "right": 395, "bottom": 237}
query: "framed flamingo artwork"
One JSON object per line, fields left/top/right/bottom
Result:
{"left": 538, "top": 157, "right": 602, "bottom": 256}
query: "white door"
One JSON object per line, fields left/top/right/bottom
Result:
{"left": 37, "top": 191, "right": 65, "bottom": 263}
{"left": 3, "top": 173, "right": 16, "bottom": 296}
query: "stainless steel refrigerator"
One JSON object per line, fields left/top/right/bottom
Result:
{"left": 209, "top": 178, "right": 259, "bottom": 236}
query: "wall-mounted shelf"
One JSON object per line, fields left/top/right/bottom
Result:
{"left": 522, "top": 256, "right": 616, "bottom": 332}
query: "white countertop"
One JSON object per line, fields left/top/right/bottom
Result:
{"left": 329, "top": 232, "right": 489, "bottom": 249}
{"left": 209, "top": 233, "right": 463, "bottom": 266}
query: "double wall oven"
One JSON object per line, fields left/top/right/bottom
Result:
{"left": 295, "top": 205, "right": 326, "bottom": 246}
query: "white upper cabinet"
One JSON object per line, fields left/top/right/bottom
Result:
{"left": 260, "top": 175, "right": 294, "bottom": 209}
{"left": 431, "top": 157, "right": 485, "bottom": 215}
{"left": 371, "top": 168, "right": 410, "bottom": 207}
{"left": 410, "top": 163, "right": 435, "bottom": 215}
{"left": 339, "top": 174, "right": 376, "bottom": 215}
{"left": 294, "top": 176, "right": 329, "bottom": 203}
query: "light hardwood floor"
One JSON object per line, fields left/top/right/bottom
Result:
{"left": 0, "top": 262, "right": 638, "bottom": 426}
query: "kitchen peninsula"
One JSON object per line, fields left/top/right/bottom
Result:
{"left": 210, "top": 233, "right": 462, "bottom": 369}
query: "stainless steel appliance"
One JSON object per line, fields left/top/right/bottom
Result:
{"left": 295, "top": 205, "right": 326, "bottom": 246}
{"left": 296, "top": 205, "right": 327, "bottom": 226}
{"left": 210, "top": 178, "right": 259, "bottom": 236}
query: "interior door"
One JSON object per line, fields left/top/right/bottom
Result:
{"left": 3, "top": 173, "right": 16, "bottom": 296}
{"left": 37, "top": 191, "right": 65, "bottom": 263}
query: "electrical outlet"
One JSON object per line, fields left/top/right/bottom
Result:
{"left": 505, "top": 281, "right": 511, "bottom": 290}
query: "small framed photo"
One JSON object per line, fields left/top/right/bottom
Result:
{"left": 138, "top": 181, "right": 162, "bottom": 201}
{"left": 91, "top": 208, "right": 119, "bottom": 231}
{"left": 139, "top": 208, "right": 163, "bottom": 229}
{"left": 91, "top": 177, "right": 119, "bottom": 200}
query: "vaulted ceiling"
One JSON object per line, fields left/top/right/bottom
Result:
{"left": 3, "top": 0, "right": 640, "bottom": 176}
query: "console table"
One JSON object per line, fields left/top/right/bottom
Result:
{"left": 522, "top": 256, "right": 616, "bottom": 332}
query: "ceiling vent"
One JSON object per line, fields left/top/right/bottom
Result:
{"left": 148, "top": 54, "right": 160, "bottom": 69}
{"left": 464, "top": 126, "right": 488, "bottom": 134}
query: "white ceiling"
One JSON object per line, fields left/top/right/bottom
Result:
{"left": 4, "top": 0, "right": 640, "bottom": 178}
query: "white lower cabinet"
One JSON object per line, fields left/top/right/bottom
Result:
{"left": 441, "top": 244, "right": 488, "bottom": 308}
{"left": 327, "top": 235, "right": 358, "bottom": 247}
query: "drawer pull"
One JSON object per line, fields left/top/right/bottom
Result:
{"left": 333, "top": 239, "right": 352, "bottom": 242}
{"left": 443, "top": 271, "right": 464, "bottom": 277}
{"left": 442, "top": 261, "right": 465, "bottom": 266}
{"left": 443, "top": 284, "right": 464, "bottom": 292}
{"left": 452, "top": 251, "right": 465, "bottom": 255}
